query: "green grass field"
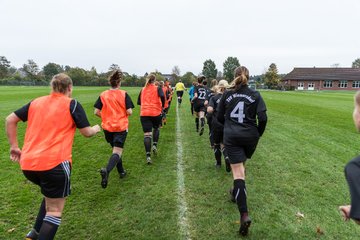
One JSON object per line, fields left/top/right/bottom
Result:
{"left": 1, "top": 86, "right": 360, "bottom": 239}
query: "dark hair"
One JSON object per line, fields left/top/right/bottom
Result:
{"left": 145, "top": 73, "right": 156, "bottom": 87}
{"left": 51, "top": 73, "right": 73, "bottom": 94}
{"left": 233, "top": 66, "right": 249, "bottom": 89}
{"left": 203, "top": 80, "right": 207, "bottom": 86}
{"left": 109, "top": 70, "right": 123, "bottom": 88}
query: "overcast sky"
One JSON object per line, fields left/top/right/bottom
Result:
{"left": 1, "top": 0, "right": 359, "bottom": 76}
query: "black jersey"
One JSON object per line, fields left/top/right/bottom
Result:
{"left": 208, "top": 93, "right": 223, "bottom": 126}
{"left": 194, "top": 85, "right": 210, "bottom": 103}
{"left": 217, "top": 86, "right": 267, "bottom": 144}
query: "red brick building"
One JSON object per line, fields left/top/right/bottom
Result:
{"left": 282, "top": 68, "right": 360, "bottom": 91}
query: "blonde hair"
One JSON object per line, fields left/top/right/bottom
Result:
{"left": 145, "top": 74, "right": 156, "bottom": 87}
{"left": 50, "top": 73, "right": 73, "bottom": 94}
{"left": 109, "top": 70, "right": 123, "bottom": 88}
{"left": 210, "top": 79, "right": 218, "bottom": 88}
{"left": 233, "top": 66, "right": 249, "bottom": 90}
{"left": 217, "top": 79, "right": 229, "bottom": 93}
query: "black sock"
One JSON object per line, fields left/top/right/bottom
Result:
{"left": 33, "top": 198, "right": 46, "bottom": 233}
{"left": 144, "top": 136, "right": 152, "bottom": 157}
{"left": 106, "top": 153, "right": 120, "bottom": 173}
{"left": 200, "top": 118, "right": 205, "bottom": 128}
{"left": 233, "top": 179, "right": 248, "bottom": 215}
{"left": 116, "top": 155, "right": 124, "bottom": 173}
{"left": 153, "top": 129, "right": 159, "bottom": 146}
{"left": 179, "top": 98, "right": 182, "bottom": 104}
{"left": 221, "top": 147, "right": 228, "bottom": 159}
{"left": 38, "top": 215, "right": 61, "bottom": 240}
{"left": 209, "top": 131, "right": 214, "bottom": 147}
{"left": 214, "top": 144, "right": 221, "bottom": 165}
{"left": 195, "top": 118, "right": 199, "bottom": 130}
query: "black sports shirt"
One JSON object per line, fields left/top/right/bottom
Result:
{"left": 217, "top": 85, "right": 267, "bottom": 143}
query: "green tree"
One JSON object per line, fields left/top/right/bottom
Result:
{"left": 202, "top": 59, "right": 217, "bottom": 79}
{"left": 352, "top": 58, "right": 360, "bottom": 68}
{"left": 264, "top": 63, "right": 280, "bottom": 89}
{"left": 66, "top": 67, "right": 91, "bottom": 85}
{"left": 180, "top": 71, "right": 196, "bottom": 87}
{"left": 171, "top": 65, "right": 181, "bottom": 82}
{"left": 43, "top": 62, "right": 63, "bottom": 80}
{"left": 223, "top": 56, "right": 240, "bottom": 81}
{"left": 108, "top": 63, "right": 120, "bottom": 72}
{"left": 0, "top": 56, "right": 11, "bottom": 79}
{"left": 22, "top": 59, "right": 40, "bottom": 79}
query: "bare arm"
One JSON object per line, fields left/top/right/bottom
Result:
{"left": 353, "top": 107, "right": 360, "bottom": 132}
{"left": 207, "top": 106, "right": 214, "bottom": 113}
{"left": 94, "top": 108, "right": 101, "bottom": 118}
{"left": 127, "top": 108, "right": 133, "bottom": 115}
{"left": 79, "top": 124, "right": 101, "bottom": 138}
{"left": 5, "top": 113, "right": 22, "bottom": 162}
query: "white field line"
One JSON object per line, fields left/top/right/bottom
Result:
{"left": 176, "top": 105, "right": 191, "bottom": 239}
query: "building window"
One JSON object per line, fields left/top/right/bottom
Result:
{"left": 353, "top": 81, "right": 360, "bottom": 88}
{"left": 308, "top": 82, "right": 314, "bottom": 88}
{"left": 298, "top": 82, "right": 304, "bottom": 87}
{"left": 339, "top": 80, "right": 348, "bottom": 88}
{"left": 324, "top": 80, "right": 333, "bottom": 88}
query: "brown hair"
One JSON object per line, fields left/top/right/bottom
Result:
{"left": 233, "top": 66, "right": 249, "bottom": 89}
{"left": 109, "top": 70, "right": 123, "bottom": 88}
{"left": 210, "top": 79, "right": 218, "bottom": 88}
{"left": 145, "top": 73, "right": 156, "bottom": 87}
{"left": 50, "top": 73, "right": 73, "bottom": 94}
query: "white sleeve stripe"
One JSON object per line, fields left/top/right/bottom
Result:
{"left": 71, "top": 100, "right": 78, "bottom": 114}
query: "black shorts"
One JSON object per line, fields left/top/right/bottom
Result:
{"left": 140, "top": 115, "right": 162, "bottom": 132}
{"left": 194, "top": 101, "right": 206, "bottom": 112}
{"left": 177, "top": 91, "right": 184, "bottom": 98}
{"left": 104, "top": 130, "right": 128, "bottom": 148}
{"left": 225, "top": 141, "right": 258, "bottom": 164}
{"left": 22, "top": 161, "right": 71, "bottom": 198}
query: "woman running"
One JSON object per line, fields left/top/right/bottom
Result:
{"left": 137, "top": 74, "right": 165, "bottom": 164}
{"left": 175, "top": 79, "right": 186, "bottom": 107}
{"left": 188, "top": 81, "right": 198, "bottom": 115}
{"left": 217, "top": 66, "right": 267, "bottom": 236}
{"left": 5, "top": 73, "right": 100, "bottom": 240}
{"left": 159, "top": 81, "right": 169, "bottom": 126}
{"left": 94, "top": 70, "right": 134, "bottom": 188}
{"left": 206, "top": 79, "right": 218, "bottom": 147}
{"left": 192, "top": 75, "right": 210, "bottom": 135}
{"left": 207, "top": 79, "right": 230, "bottom": 171}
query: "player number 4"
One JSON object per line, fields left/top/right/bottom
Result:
{"left": 230, "top": 101, "right": 245, "bottom": 123}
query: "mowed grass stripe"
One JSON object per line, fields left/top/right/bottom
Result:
{"left": 176, "top": 101, "right": 191, "bottom": 239}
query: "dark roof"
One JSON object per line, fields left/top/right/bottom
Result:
{"left": 282, "top": 68, "right": 360, "bottom": 81}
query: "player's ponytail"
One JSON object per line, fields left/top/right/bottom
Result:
{"left": 109, "top": 70, "right": 123, "bottom": 88}
{"left": 145, "top": 74, "right": 156, "bottom": 87}
{"left": 233, "top": 66, "right": 249, "bottom": 90}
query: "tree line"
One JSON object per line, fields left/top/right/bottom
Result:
{"left": 2, "top": 55, "right": 358, "bottom": 88}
